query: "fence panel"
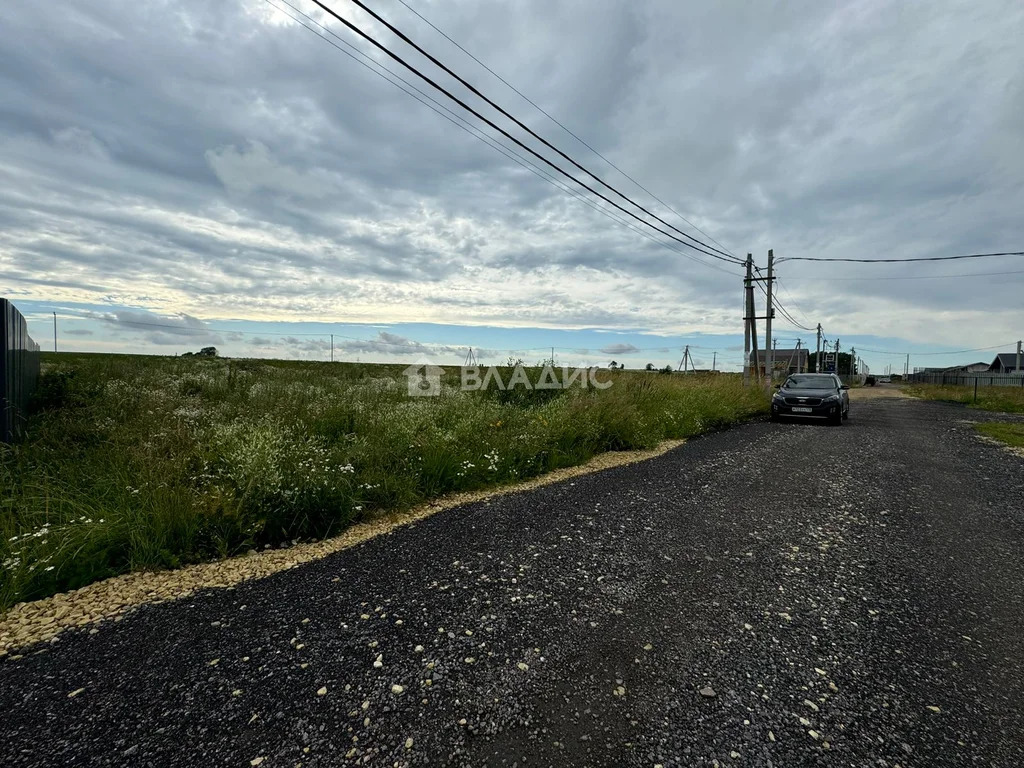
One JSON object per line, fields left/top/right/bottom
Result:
{"left": 1, "top": 299, "right": 41, "bottom": 442}
{"left": 908, "top": 372, "right": 1024, "bottom": 388}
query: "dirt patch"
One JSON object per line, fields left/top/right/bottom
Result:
{"left": 850, "top": 385, "right": 909, "bottom": 400}
{"left": 0, "top": 439, "right": 686, "bottom": 656}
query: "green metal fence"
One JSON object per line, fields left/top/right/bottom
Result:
{"left": 1, "top": 299, "right": 41, "bottom": 442}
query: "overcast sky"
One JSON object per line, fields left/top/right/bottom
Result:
{"left": 2, "top": 0, "right": 1022, "bottom": 371}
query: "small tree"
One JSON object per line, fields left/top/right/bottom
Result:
{"left": 197, "top": 346, "right": 218, "bottom": 357}
{"left": 645, "top": 363, "right": 655, "bottom": 371}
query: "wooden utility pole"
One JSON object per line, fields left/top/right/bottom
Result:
{"left": 330, "top": 333, "right": 334, "bottom": 363}
{"left": 743, "top": 254, "right": 753, "bottom": 386}
{"left": 1016, "top": 340, "right": 1022, "bottom": 373}
{"left": 53, "top": 312, "right": 57, "bottom": 353}
{"left": 712, "top": 351, "right": 717, "bottom": 372}
{"left": 764, "top": 249, "right": 775, "bottom": 385}
{"left": 815, "top": 324, "right": 822, "bottom": 372}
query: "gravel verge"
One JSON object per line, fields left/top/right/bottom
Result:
{"left": 0, "top": 439, "right": 685, "bottom": 656}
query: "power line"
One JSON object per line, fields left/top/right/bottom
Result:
{"left": 774, "top": 276, "right": 815, "bottom": 325}
{"left": 857, "top": 342, "right": 1015, "bottom": 357}
{"left": 783, "top": 268, "right": 1024, "bottom": 282}
{"left": 776, "top": 251, "right": 1024, "bottom": 265}
{"left": 752, "top": 266, "right": 815, "bottom": 332}
{"left": 310, "top": 0, "right": 743, "bottom": 265}
{"left": 56, "top": 309, "right": 744, "bottom": 357}
{"left": 264, "top": 0, "right": 737, "bottom": 276}
{"left": 390, "top": 0, "right": 737, "bottom": 259}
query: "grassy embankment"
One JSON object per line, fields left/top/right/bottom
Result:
{"left": 904, "top": 383, "right": 1024, "bottom": 449}
{"left": 903, "top": 383, "right": 1024, "bottom": 414}
{"left": 974, "top": 422, "right": 1024, "bottom": 449}
{"left": 1, "top": 353, "right": 767, "bottom": 609}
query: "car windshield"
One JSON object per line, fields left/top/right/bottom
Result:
{"left": 784, "top": 376, "right": 835, "bottom": 389}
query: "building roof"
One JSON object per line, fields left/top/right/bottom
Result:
{"left": 943, "top": 361, "right": 989, "bottom": 372}
{"left": 990, "top": 353, "right": 1021, "bottom": 370}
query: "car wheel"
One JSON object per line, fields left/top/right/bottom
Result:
{"left": 842, "top": 408, "right": 849, "bottom": 420}
{"left": 830, "top": 410, "right": 843, "bottom": 426}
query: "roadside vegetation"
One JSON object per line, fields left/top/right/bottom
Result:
{"left": 974, "top": 422, "right": 1024, "bottom": 449}
{"left": 904, "top": 383, "right": 1024, "bottom": 415}
{"left": 1, "top": 353, "right": 767, "bottom": 609}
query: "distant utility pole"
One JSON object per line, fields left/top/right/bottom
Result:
{"left": 850, "top": 346, "right": 856, "bottom": 376}
{"left": 677, "top": 345, "right": 692, "bottom": 373}
{"left": 53, "top": 312, "right": 57, "bottom": 353}
{"left": 464, "top": 347, "right": 478, "bottom": 367}
{"left": 815, "top": 324, "right": 822, "bottom": 372}
{"left": 765, "top": 249, "right": 775, "bottom": 384}
{"left": 834, "top": 339, "right": 840, "bottom": 374}
{"left": 789, "top": 339, "right": 801, "bottom": 374}
{"left": 712, "top": 351, "right": 717, "bottom": 372}
{"left": 1017, "top": 340, "right": 1022, "bottom": 373}
{"left": 330, "top": 333, "right": 334, "bottom": 363}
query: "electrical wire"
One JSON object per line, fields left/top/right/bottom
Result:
{"left": 751, "top": 267, "right": 815, "bottom": 332}
{"left": 264, "top": 0, "right": 738, "bottom": 276}
{"left": 311, "top": 0, "right": 743, "bottom": 265}
{"left": 856, "top": 342, "right": 1016, "bottom": 357}
{"left": 57, "top": 309, "right": 743, "bottom": 358}
{"left": 782, "top": 269, "right": 1024, "bottom": 282}
{"left": 776, "top": 251, "right": 1024, "bottom": 265}
{"left": 775, "top": 276, "right": 815, "bottom": 325}
{"left": 390, "top": 0, "right": 737, "bottom": 259}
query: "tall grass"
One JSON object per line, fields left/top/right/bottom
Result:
{"left": 974, "top": 422, "right": 1024, "bottom": 449}
{"left": 904, "top": 383, "right": 1024, "bottom": 414}
{"left": 1, "top": 354, "right": 767, "bottom": 608}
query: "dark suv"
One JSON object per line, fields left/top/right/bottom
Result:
{"left": 770, "top": 373, "right": 849, "bottom": 425}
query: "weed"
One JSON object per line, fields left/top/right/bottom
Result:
{"left": 0, "top": 354, "right": 767, "bottom": 608}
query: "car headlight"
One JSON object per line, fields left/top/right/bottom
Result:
{"left": 772, "top": 392, "right": 784, "bottom": 401}
{"left": 822, "top": 394, "right": 839, "bottom": 403}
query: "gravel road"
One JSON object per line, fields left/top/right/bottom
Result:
{"left": 2, "top": 391, "right": 1023, "bottom": 767}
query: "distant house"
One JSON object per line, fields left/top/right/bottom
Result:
{"left": 748, "top": 348, "right": 810, "bottom": 375}
{"left": 989, "top": 353, "right": 1022, "bottom": 373}
{"left": 942, "top": 361, "right": 990, "bottom": 374}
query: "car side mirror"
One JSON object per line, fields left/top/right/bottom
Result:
{"left": 774, "top": 384, "right": 781, "bottom": 389}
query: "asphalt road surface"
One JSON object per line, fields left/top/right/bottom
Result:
{"left": 2, "top": 392, "right": 1023, "bottom": 767}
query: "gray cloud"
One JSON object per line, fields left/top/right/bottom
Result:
{"left": 0, "top": 0, "right": 1021, "bottom": 354}
{"left": 600, "top": 343, "right": 640, "bottom": 355}
{"left": 93, "top": 309, "right": 224, "bottom": 346}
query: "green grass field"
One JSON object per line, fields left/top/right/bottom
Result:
{"left": 975, "top": 422, "right": 1024, "bottom": 449}
{"left": 904, "top": 383, "right": 1024, "bottom": 414}
{"left": 1, "top": 353, "right": 767, "bottom": 609}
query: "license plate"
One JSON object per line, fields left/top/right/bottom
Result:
{"left": 791, "top": 406, "right": 813, "bottom": 413}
